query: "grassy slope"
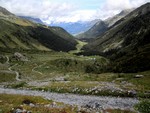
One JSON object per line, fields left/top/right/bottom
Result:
{"left": 83, "top": 3, "right": 150, "bottom": 72}
{"left": 0, "top": 19, "right": 50, "bottom": 50}
{"left": 0, "top": 50, "right": 149, "bottom": 98}
{"left": 0, "top": 18, "right": 79, "bottom": 52}
{"left": 69, "top": 40, "right": 87, "bottom": 54}
{"left": 84, "top": 3, "right": 150, "bottom": 52}
{"left": 76, "top": 20, "right": 108, "bottom": 40}
{"left": 0, "top": 6, "right": 78, "bottom": 52}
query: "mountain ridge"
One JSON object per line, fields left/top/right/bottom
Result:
{"left": 0, "top": 6, "right": 78, "bottom": 52}
{"left": 76, "top": 9, "right": 133, "bottom": 40}
{"left": 0, "top": 6, "right": 14, "bottom": 15}
{"left": 19, "top": 16, "right": 44, "bottom": 25}
{"left": 82, "top": 3, "right": 150, "bottom": 72}
{"left": 50, "top": 19, "right": 101, "bottom": 35}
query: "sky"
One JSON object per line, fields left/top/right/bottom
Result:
{"left": 0, "top": 0, "right": 149, "bottom": 24}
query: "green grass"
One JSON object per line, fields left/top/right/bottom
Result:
{"left": 30, "top": 81, "right": 131, "bottom": 97}
{"left": 0, "top": 51, "right": 150, "bottom": 98}
{"left": 111, "top": 71, "right": 150, "bottom": 91}
{"left": 69, "top": 40, "right": 87, "bottom": 54}
{"left": 11, "top": 82, "right": 27, "bottom": 88}
{"left": 0, "top": 17, "right": 77, "bottom": 52}
{"left": 10, "top": 52, "right": 109, "bottom": 81}
{"left": 0, "top": 94, "right": 76, "bottom": 113}
{"left": 135, "top": 100, "right": 150, "bottom": 113}
{"left": 105, "top": 109, "right": 136, "bottom": 113}
{"left": 0, "top": 64, "right": 8, "bottom": 70}
{"left": 0, "top": 73, "right": 16, "bottom": 82}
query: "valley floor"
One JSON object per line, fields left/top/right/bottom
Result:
{"left": 0, "top": 50, "right": 150, "bottom": 113}
{"left": 0, "top": 87, "right": 138, "bottom": 113}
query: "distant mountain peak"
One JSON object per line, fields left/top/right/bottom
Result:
{"left": 105, "top": 9, "right": 133, "bottom": 27}
{"left": 119, "top": 9, "right": 134, "bottom": 16}
{"left": 50, "top": 19, "right": 101, "bottom": 35}
{"left": 76, "top": 9, "right": 132, "bottom": 40}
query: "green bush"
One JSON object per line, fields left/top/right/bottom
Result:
{"left": 11, "top": 82, "right": 27, "bottom": 88}
{"left": 135, "top": 100, "right": 150, "bottom": 113}
{"left": 0, "top": 56, "right": 6, "bottom": 64}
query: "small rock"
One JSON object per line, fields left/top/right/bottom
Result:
{"left": 134, "top": 75, "right": 144, "bottom": 78}
{"left": 128, "top": 90, "right": 137, "bottom": 96}
{"left": 22, "top": 99, "right": 33, "bottom": 105}
{"left": 12, "top": 108, "right": 15, "bottom": 110}
{"left": 20, "top": 105, "right": 23, "bottom": 107}
{"left": 27, "top": 111, "right": 32, "bottom": 113}
{"left": 22, "top": 109, "right": 27, "bottom": 112}
{"left": 51, "top": 102, "right": 57, "bottom": 107}
{"left": 44, "top": 104, "right": 51, "bottom": 107}
{"left": 29, "top": 103, "right": 35, "bottom": 107}
{"left": 13, "top": 108, "right": 31, "bottom": 113}
{"left": 42, "top": 89, "right": 44, "bottom": 92}
{"left": 15, "top": 108, "right": 23, "bottom": 113}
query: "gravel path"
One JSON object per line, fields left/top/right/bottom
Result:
{"left": 0, "top": 88, "right": 139, "bottom": 111}
{"left": 32, "top": 63, "right": 46, "bottom": 75}
{"left": 5, "top": 56, "right": 9, "bottom": 64}
{"left": 6, "top": 56, "right": 21, "bottom": 81}
{"left": 8, "top": 64, "right": 21, "bottom": 81}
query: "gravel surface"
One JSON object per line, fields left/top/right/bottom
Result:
{"left": 0, "top": 88, "right": 139, "bottom": 111}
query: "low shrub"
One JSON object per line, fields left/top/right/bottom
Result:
{"left": 135, "top": 100, "right": 150, "bottom": 113}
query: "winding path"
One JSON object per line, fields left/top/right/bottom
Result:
{"left": 5, "top": 56, "right": 9, "bottom": 64}
{"left": 6, "top": 56, "right": 21, "bottom": 81}
{"left": 32, "top": 63, "right": 46, "bottom": 75}
{"left": 0, "top": 88, "right": 139, "bottom": 111}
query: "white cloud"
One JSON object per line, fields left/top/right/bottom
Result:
{"left": 43, "top": 10, "right": 96, "bottom": 24}
{"left": 0, "top": 0, "right": 149, "bottom": 23}
{"left": 0, "top": 0, "right": 77, "bottom": 23}
{"left": 96, "top": 0, "right": 150, "bottom": 20}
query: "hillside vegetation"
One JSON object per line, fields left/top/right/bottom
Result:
{"left": 0, "top": 4, "right": 150, "bottom": 113}
{"left": 76, "top": 9, "right": 132, "bottom": 40}
{"left": 82, "top": 3, "right": 150, "bottom": 73}
{"left": 0, "top": 6, "right": 77, "bottom": 52}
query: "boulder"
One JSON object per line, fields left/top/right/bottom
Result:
{"left": 12, "top": 107, "right": 31, "bottom": 113}
{"left": 14, "top": 52, "right": 28, "bottom": 61}
{"left": 134, "top": 75, "right": 144, "bottom": 78}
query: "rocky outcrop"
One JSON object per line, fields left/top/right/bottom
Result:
{"left": 13, "top": 52, "right": 28, "bottom": 62}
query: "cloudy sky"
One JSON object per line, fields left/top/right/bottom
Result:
{"left": 0, "top": 0, "right": 149, "bottom": 24}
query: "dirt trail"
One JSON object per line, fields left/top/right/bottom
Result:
{"left": 32, "top": 63, "right": 46, "bottom": 75}
{"left": 6, "top": 56, "right": 21, "bottom": 81}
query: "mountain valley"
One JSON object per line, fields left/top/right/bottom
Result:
{"left": 0, "top": 3, "right": 150, "bottom": 113}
